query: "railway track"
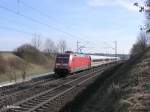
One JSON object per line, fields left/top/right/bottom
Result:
{"left": 0, "top": 63, "right": 115, "bottom": 112}
{"left": 0, "top": 64, "right": 109, "bottom": 111}
{"left": 0, "top": 74, "right": 71, "bottom": 108}
{"left": 0, "top": 74, "right": 56, "bottom": 97}
{"left": 0, "top": 62, "right": 113, "bottom": 97}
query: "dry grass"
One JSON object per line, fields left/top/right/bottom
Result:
{"left": 0, "top": 52, "right": 54, "bottom": 83}
{"left": 0, "top": 52, "right": 19, "bottom": 60}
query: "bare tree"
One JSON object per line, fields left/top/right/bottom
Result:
{"left": 44, "top": 38, "right": 57, "bottom": 57}
{"left": 57, "top": 40, "right": 67, "bottom": 53}
{"left": 145, "top": 0, "right": 150, "bottom": 45}
{"left": 130, "top": 32, "right": 148, "bottom": 56}
{"left": 133, "top": 1, "right": 150, "bottom": 44}
{"left": 130, "top": 1, "right": 149, "bottom": 57}
{"left": 31, "top": 34, "right": 42, "bottom": 50}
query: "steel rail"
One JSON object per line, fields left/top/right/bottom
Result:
{"left": 0, "top": 73, "right": 55, "bottom": 96}
{"left": 0, "top": 65, "right": 105, "bottom": 111}
{"left": 26, "top": 70, "right": 103, "bottom": 112}
{"left": 3, "top": 66, "right": 105, "bottom": 112}
{"left": 0, "top": 66, "right": 97, "bottom": 101}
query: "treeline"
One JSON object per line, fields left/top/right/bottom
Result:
{"left": 14, "top": 37, "right": 68, "bottom": 67}
{"left": 31, "top": 37, "right": 68, "bottom": 55}
{"left": 13, "top": 37, "right": 68, "bottom": 66}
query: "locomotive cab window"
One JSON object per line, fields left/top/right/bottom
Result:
{"left": 56, "top": 58, "right": 69, "bottom": 63}
{"left": 56, "top": 54, "right": 70, "bottom": 63}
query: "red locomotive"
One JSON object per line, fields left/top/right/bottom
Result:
{"left": 54, "top": 51, "right": 91, "bottom": 75}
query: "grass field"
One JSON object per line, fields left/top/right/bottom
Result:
{"left": 0, "top": 52, "right": 55, "bottom": 83}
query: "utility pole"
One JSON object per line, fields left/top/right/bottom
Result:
{"left": 76, "top": 41, "right": 80, "bottom": 54}
{"left": 76, "top": 41, "right": 87, "bottom": 54}
{"left": 114, "top": 41, "right": 117, "bottom": 57}
{"left": 104, "top": 41, "right": 117, "bottom": 57}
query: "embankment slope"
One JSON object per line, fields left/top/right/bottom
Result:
{"left": 60, "top": 49, "right": 150, "bottom": 112}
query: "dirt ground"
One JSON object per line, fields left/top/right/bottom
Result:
{"left": 60, "top": 50, "right": 150, "bottom": 112}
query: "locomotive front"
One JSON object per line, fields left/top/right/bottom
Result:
{"left": 54, "top": 53, "right": 71, "bottom": 75}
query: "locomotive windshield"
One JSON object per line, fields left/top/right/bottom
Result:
{"left": 56, "top": 54, "right": 70, "bottom": 63}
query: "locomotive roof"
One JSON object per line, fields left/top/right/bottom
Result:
{"left": 57, "top": 53, "right": 89, "bottom": 57}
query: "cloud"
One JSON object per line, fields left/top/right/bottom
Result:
{"left": 87, "top": 0, "right": 114, "bottom": 7}
{"left": 87, "top": 0, "right": 141, "bottom": 11}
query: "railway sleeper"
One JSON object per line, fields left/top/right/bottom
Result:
{"left": 21, "top": 103, "right": 36, "bottom": 107}
{"left": 31, "top": 99, "right": 44, "bottom": 102}
{"left": 26, "top": 100, "right": 39, "bottom": 104}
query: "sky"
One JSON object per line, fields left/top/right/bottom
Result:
{"left": 0, "top": 0, "right": 145, "bottom": 54}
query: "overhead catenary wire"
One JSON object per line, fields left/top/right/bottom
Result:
{"left": 0, "top": 17, "right": 54, "bottom": 40}
{"left": 0, "top": 1, "right": 86, "bottom": 41}
{"left": 19, "top": 0, "right": 88, "bottom": 42}
{"left": 0, "top": 0, "right": 100, "bottom": 53}
{"left": 0, "top": 25, "right": 33, "bottom": 35}
{"left": 0, "top": 6, "right": 54, "bottom": 39}
{"left": 0, "top": 25, "right": 51, "bottom": 39}
{"left": 19, "top": 0, "right": 61, "bottom": 23}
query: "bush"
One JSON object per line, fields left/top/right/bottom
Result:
{"left": 14, "top": 44, "right": 48, "bottom": 65}
{"left": 130, "top": 32, "right": 148, "bottom": 57}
